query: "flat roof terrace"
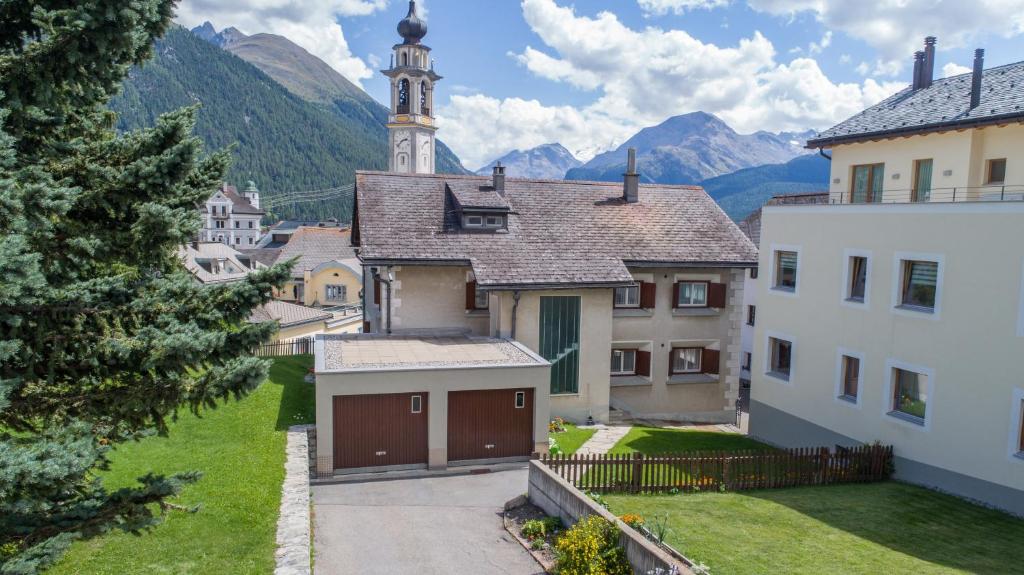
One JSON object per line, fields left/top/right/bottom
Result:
{"left": 315, "top": 333, "right": 547, "bottom": 372}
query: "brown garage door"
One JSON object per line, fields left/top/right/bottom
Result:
{"left": 333, "top": 393, "right": 428, "bottom": 470}
{"left": 447, "top": 389, "right": 534, "bottom": 462}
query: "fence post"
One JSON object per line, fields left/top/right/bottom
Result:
{"left": 631, "top": 453, "right": 644, "bottom": 493}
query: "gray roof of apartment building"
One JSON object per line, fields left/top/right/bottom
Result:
{"left": 249, "top": 300, "right": 331, "bottom": 328}
{"left": 807, "top": 60, "right": 1024, "bottom": 148}
{"left": 273, "top": 227, "right": 358, "bottom": 279}
{"left": 220, "top": 185, "right": 265, "bottom": 215}
{"left": 354, "top": 171, "right": 758, "bottom": 289}
{"left": 179, "top": 242, "right": 254, "bottom": 284}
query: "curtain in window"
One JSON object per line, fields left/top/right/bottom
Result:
{"left": 915, "top": 160, "right": 933, "bottom": 202}
{"left": 673, "top": 348, "right": 700, "bottom": 373}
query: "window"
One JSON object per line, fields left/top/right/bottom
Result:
{"left": 773, "top": 251, "right": 798, "bottom": 291}
{"left": 913, "top": 159, "right": 933, "bottom": 202}
{"left": 900, "top": 260, "right": 938, "bottom": 310}
{"left": 768, "top": 337, "right": 792, "bottom": 380}
{"left": 411, "top": 395, "right": 422, "bottom": 414}
{"left": 840, "top": 355, "right": 860, "bottom": 401}
{"left": 465, "top": 215, "right": 484, "bottom": 227}
{"left": 485, "top": 215, "right": 504, "bottom": 227}
{"left": 750, "top": 267, "right": 759, "bottom": 280}
{"left": 515, "top": 391, "right": 526, "bottom": 409}
{"left": 987, "top": 158, "right": 1007, "bottom": 184}
{"left": 325, "top": 284, "right": 347, "bottom": 302}
{"left": 742, "top": 352, "right": 752, "bottom": 371}
{"left": 676, "top": 281, "right": 708, "bottom": 307}
{"left": 248, "top": 221, "right": 254, "bottom": 229}
{"left": 1017, "top": 399, "right": 1024, "bottom": 454}
{"left": 248, "top": 237, "right": 254, "bottom": 245}
{"left": 234, "top": 221, "right": 240, "bottom": 228}
{"left": 474, "top": 288, "right": 489, "bottom": 310}
{"left": 747, "top": 305, "right": 756, "bottom": 326}
{"left": 850, "top": 163, "right": 885, "bottom": 203}
{"left": 670, "top": 348, "right": 701, "bottom": 374}
{"left": 464, "top": 214, "right": 505, "bottom": 229}
{"left": 234, "top": 237, "right": 240, "bottom": 245}
{"left": 614, "top": 284, "right": 640, "bottom": 308}
{"left": 215, "top": 220, "right": 224, "bottom": 229}
{"left": 848, "top": 256, "right": 868, "bottom": 301}
{"left": 610, "top": 349, "right": 637, "bottom": 375}
{"left": 891, "top": 368, "right": 927, "bottom": 422}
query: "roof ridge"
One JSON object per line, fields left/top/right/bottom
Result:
{"left": 356, "top": 169, "right": 705, "bottom": 190}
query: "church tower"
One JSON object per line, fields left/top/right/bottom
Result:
{"left": 383, "top": 1, "right": 441, "bottom": 174}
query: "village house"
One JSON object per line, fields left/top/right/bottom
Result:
{"left": 201, "top": 181, "right": 264, "bottom": 247}
{"left": 750, "top": 38, "right": 1024, "bottom": 515}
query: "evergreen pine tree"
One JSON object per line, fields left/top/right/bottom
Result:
{"left": 0, "top": 2, "right": 290, "bottom": 572}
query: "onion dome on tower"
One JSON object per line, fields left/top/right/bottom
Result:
{"left": 397, "top": 1, "right": 427, "bottom": 45}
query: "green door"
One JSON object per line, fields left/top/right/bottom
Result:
{"left": 539, "top": 296, "right": 581, "bottom": 395}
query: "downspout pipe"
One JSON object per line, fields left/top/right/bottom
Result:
{"left": 818, "top": 147, "right": 832, "bottom": 161}
{"left": 510, "top": 290, "right": 521, "bottom": 340}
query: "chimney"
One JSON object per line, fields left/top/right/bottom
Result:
{"left": 922, "top": 36, "right": 936, "bottom": 89}
{"left": 912, "top": 51, "right": 924, "bottom": 90}
{"left": 492, "top": 162, "right": 506, "bottom": 195}
{"left": 623, "top": 147, "right": 639, "bottom": 203}
{"left": 970, "top": 48, "right": 985, "bottom": 110}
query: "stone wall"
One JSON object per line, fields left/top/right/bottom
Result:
{"left": 275, "top": 425, "right": 313, "bottom": 575}
{"left": 527, "top": 460, "right": 695, "bottom": 575}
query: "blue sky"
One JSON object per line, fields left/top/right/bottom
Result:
{"left": 177, "top": 0, "right": 1024, "bottom": 168}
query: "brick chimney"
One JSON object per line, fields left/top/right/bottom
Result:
{"left": 492, "top": 162, "right": 506, "bottom": 196}
{"left": 623, "top": 148, "right": 639, "bottom": 203}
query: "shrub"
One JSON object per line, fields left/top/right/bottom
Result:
{"left": 554, "top": 515, "right": 632, "bottom": 575}
{"left": 523, "top": 516, "right": 563, "bottom": 540}
{"left": 549, "top": 417, "right": 568, "bottom": 433}
{"left": 549, "top": 437, "right": 563, "bottom": 455}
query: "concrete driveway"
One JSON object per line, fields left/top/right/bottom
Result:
{"left": 312, "top": 467, "right": 543, "bottom": 575}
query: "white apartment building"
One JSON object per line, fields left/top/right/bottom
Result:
{"left": 750, "top": 39, "right": 1024, "bottom": 515}
{"left": 201, "top": 181, "right": 264, "bottom": 247}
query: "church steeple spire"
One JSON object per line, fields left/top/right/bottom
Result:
{"left": 383, "top": 1, "right": 441, "bottom": 174}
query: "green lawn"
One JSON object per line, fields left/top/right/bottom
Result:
{"left": 48, "top": 356, "right": 315, "bottom": 575}
{"left": 551, "top": 422, "right": 596, "bottom": 455}
{"left": 605, "top": 482, "right": 1024, "bottom": 575}
{"left": 608, "top": 426, "right": 775, "bottom": 455}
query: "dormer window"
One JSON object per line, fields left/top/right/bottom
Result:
{"left": 463, "top": 213, "right": 505, "bottom": 230}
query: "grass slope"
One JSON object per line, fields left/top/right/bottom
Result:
{"left": 48, "top": 356, "right": 315, "bottom": 575}
{"left": 607, "top": 427, "right": 775, "bottom": 455}
{"left": 605, "top": 482, "right": 1024, "bottom": 575}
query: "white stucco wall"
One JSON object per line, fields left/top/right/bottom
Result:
{"left": 752, "top": 201, "right": 1024, "bottom": 494}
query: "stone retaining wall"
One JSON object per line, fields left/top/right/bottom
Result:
{"left": 275, "top": 425, "right": 313, "bottom": 575}
{"left": 527, "top": 460, "right": 695, "bottom": 575}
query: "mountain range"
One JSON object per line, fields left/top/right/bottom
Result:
{"left": 109, "top": 24, "right": 467, "bottom": 223}
{"left": 474, "top": 143, "right": 582, "bottom": 180}
{"left": 564, "top": 112, "right": 814, "bottom": 184}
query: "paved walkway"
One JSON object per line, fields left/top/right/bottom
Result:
{"left": 312, "top": 468, "right": 542, "bottom": 575}
{"left": 575, "top": 424, "right": 632, "bottom": 455}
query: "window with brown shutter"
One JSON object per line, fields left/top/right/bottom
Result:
{"left": 465, "top": 281, "right": 477, "bottom": 310}
{"left": 373, "top": 277, "right": 382, "bottom": 306}
{"left": 669, "top": 347, "right": 702, "bottom": 375}
{"left": 707, "top": 283, "right": 727, "bottom": 308}
{"left": 635, "top": 350, "right": 651, "bottom": 377}
{"left": 701, "top": 349, "right": 720, "bottom": 375}
{"left": 639, "top": 282, "right": 657, "bottom": 309}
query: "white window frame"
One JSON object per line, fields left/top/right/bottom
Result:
{"left": 411, "top": 395, "right": 423, "bottom": 414}
{"left": 676, "top": 281, "right": 709, "bottom": 307}
{"left": 464, "top": 215, "right": 484, "bottom": 227}
{"left": 515, "top": 391, "right": 526, "bottom": 409}
{"left": 670, "top": 347, "right": 702, "bottom": 374}
{"left": 485, "top": 215, "right": 504, "bottom": 227}
{"left": 883, "top": 359, "right": 934, "bottom": 430}
{"left": 1008, "top": 387, "right": 1024, "bottom": 461}
{"left": 768, "top": 244, "right": 801, "bottom": 297}
{"left": 841, "top": 248, "right": 872, "bottom": 309}
{"left": 610, "top": 349, "right": 637, "bottom": 375}
{"left": 891, "top": 252, "right": 944, "bottom": 320}
{"left": 325, "top": 284, "right": 347, "bottom": 302}
{"left": 834, "top": 347, "right": 864, "bottom": 408}
{"left": 614, "top": 284, "right": 641, "bottom": 308}
{"left": 763, "top": 330, "right": 795, "bottom": 384}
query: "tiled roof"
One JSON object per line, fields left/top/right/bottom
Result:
{"left": 249, "top": 300, "right": 331, "bottom": 328}
{"left": 239, "top": 247, "right": 282, "bottom": 268}
{"left": 355, "top": 171, "right": 758, "bottom": 288}
{"left": 178, "top": 242, "right": 254, "bottom": 284}
{"left": 273, "top": 227, "right": 357, "bottom": 278}
{"left": 221, "top": 185, "right": 264, "bottom": 215}
{"left": 808, "top": 60, "right": 1024, "bottom": 147}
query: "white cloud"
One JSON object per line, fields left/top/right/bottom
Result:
{"left": 838, "top": 53, "right": 850, "bottom": 64}
{"left": 747, "top": 0, "right": 1024, "bottom": 72}
{"left": 440, "top": 0, "right": 902, "bottom": 168}
{"left": 174, "top": 0, "right": 390, "bottom": 85}
{"left": 637, "top": 0, "right": 730, "bottom": 15}
{"left": 941, "top": 62, "right": 972, "bottom": 78}
{"left": 808, "top": 30, "right": 831, "bottom": 54}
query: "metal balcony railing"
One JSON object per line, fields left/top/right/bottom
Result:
{"left": 824, "top": 184, "right": 1024, "bottom": 205}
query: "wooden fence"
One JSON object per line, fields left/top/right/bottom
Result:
{"left": 538, "top": 445, "right": 893, "bottom": 494}
{"left": 254, "top": 337, "right": 314, "bottom": 358}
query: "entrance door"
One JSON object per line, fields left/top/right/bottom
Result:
{"left": 539, "top": 296, "right": 581, "bottom": 394}
{"left": 447, "top": 389, "right": 534, "bottom": 462}
{"left": 332, "top": 393, "right": 428, "bottom": 470}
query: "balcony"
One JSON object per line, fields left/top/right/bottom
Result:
{"left": 828, "top": 184, "right": 1024, "bottom": 205}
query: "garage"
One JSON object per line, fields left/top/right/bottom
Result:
{"left": 315, "top": 334, "right": 550, "bottom": 474}
{"left": 448, "top": 389, "right": 535, "bottom": 463}
{"left": 332, "top": 392, "right": 428, "bottom": 470}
